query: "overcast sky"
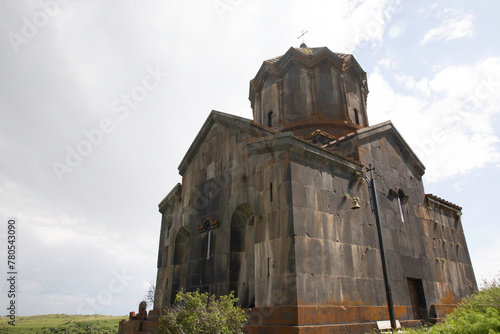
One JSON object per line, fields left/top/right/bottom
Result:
{"left": 0, "top": 0, "right": 499, "bottom": 317}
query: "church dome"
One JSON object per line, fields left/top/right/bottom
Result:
{"left": 249, "top": 45, "right": 369, "bottom": 139}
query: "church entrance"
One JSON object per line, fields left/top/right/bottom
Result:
{"left": 407, "top": 278, "right": 428, "bottom": 320}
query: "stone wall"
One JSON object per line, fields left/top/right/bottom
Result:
{"left": 155, "top": 116, "right": 299, "bottom": 312}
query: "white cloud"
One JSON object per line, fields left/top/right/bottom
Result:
{"left": 421, "top": 10, "right": 475, "bottom": 45}
{"left": 472, "top": 243, "right": 500, "bottom": 285}
{"left": 377, "top": 57, "right": 395, "bottom": 69}
{"left": 395, "top": 74, "right": 430, "bottom": 96}
{"left": 232, "top": 0, "right": 401, "bottom": 54}
{"left": 452, "top": 180, "right": 467, "bottom": 192}
{"left": 369, "top": 56, "right": 500, "bottom": 182}
{"left": 20, "top": 279, "right": 44, "bottom": 295}
{"left": 339, "top": 0, "right": 401, "bottom": 52}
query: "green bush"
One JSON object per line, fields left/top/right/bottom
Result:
{"left": 431, "top": 308, "right": 500, "bottom": 334}
{"left": 430, "top": 275, "right": 500, "bottom": 334}
{"left": 158, "top": 291, "right": 249, "bottom": 334}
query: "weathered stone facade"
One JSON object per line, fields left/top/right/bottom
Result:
{"left": 119, "top": 46, "right": 476, "bottom": 334}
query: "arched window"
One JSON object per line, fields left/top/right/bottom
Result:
{"left": 390, "top": 188, "right": 409, "bottom": 223}
{"left": 397, "top": 188, "right": 409, "bottom": 223}
{"left": 170, "top": 227, "right": 190, "bottom": 305}
{"left": 173, "top": 228, "right": 189, "bottom": 265}
{"left": 354, "top": 108, "right": 360, "bottom": 125}
{"left": 270, "top": 182, "right": 273, "bottom": 202}
{"left": 203, "top": 220, "right": 212, "bottom": 260}
{"left": 397, "top": 195, "right": 405, "bottom": 223}
{"left": 196, "top": 218, "right": 219, "bottom": 294}
{"left": 267, "top": 111, "right": 273, "bottom": 127}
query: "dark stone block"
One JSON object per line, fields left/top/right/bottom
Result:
{"left": 255, "top": 220, "right": 267, "bottom": 244}
{"left": 341, "top": 244, "right": 354, "bottom": 277}
{"left": 268, "top": 211, "right": 280, "bottom": 240}
{"left": 330, "top": 242, "right": 345, "bottom": 277}
{"left": 341, "top": 277, "right": 361, "bottom": 303}
{"left": 351, "top": 220, "right": 364, "bottom": 247}
{"left": 401, "top": 256, "right": 423, "bottom": 279}
{"left": 381, "top": 227, "right": 394, "bottom": 252}
{"left": 386, "top": 251, "right": 402, "bottom": 281}
{"left": 323, "top": 213, "right": 336, "bottom": 241}
{"left": 292, "top": 181, "right": 306, "bottom": 207}
{"left": 366, "top": 248, "right": 382, "bottom": 280}
{"left": 363, "top": 223, "right": 378, "bottom": 249}
{"left": 337, "top": 217, "right": 352, "bottom": 244}
{"left": 318, "top": 189, "right": 330, "bottom": 213}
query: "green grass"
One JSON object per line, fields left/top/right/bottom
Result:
{"left": 0, "top": 314, "right": 126, "bottom": 333}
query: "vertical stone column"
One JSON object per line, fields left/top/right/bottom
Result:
{"left": 276, "top": 79, "right": 284, "bottom": 124}
{"left": 361, "top": 81, "right": 369, "bottom": 126}
{"left": 307, "top": 71, "right": 318, "bottom": 116}
{"left": 256, "top": 92, "right": 261, "bottom": 124}
{"left": 340, "top": 74, "right": 352, "bottom": 123}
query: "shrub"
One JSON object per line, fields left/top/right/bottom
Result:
{"left": 431, "top": 307, "right": 500, "bottom": 334}
{"left": 158, "top": 291, "right": 249, "bottom": 334}
{"left": 430, "top": 275, "right": 500, "bottom": 334}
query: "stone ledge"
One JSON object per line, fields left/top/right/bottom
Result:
{"left": 245, "top": 322, "right": 377, "bottom": 334}
{"left": 429, "top": 304, "right": 457, "bottom": 319}
{"left": 247, "top": 132, "right": 362, "bottom": 174}
{"left": 249, "top": 305, "right": 412, "bottom": 326}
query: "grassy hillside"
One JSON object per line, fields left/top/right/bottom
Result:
{"left": 0, "top": 314, "right": 126, "bottom": 333}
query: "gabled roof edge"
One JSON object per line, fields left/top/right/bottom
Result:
{"left": 159, "top": 183, "right": 181, "bottom": 214}
{"left": 178, "top": 110, "right": 276, "bottom": 175}
{"left": 355, "top": 120, "right": 426, "bottom": 175}
{"left": 426, "top": 194, "right": 462, "bottom": 212}
{"left": 177, "top": 111, "right": 217, "bottom": 175}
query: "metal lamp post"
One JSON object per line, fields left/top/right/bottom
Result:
{"left": 348, "top": 164, "right": 397, "bottom": 331}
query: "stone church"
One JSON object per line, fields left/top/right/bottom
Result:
{"left": 119, "top": 45, "right": 476, "bottom": 333}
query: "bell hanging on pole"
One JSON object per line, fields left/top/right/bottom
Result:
{"left": 351, "top": 198, "right": 361, "bottom": 210}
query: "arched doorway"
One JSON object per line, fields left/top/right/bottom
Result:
{"left": 230, "top": 204, "right": 255, "bottom": 308}
{"left": 170, "top": 227, "right": 190, "bottom": 305}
